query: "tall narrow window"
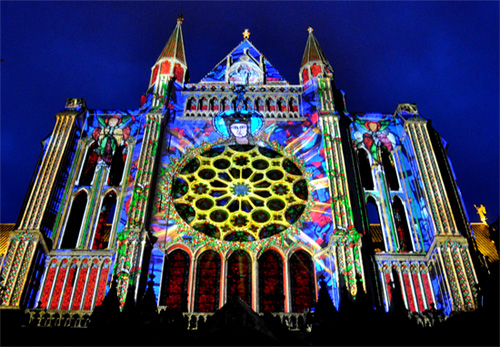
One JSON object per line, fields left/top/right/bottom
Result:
{"left": 366, "top": 196, "right": 381, "bottom": 224}
{"left": 194, "top": 251, "right": 220, "bottom": 312}
{"left": 60, "top": 191, "right": 88, "bottom": 249}
{"left": 290, "top": 250, "right": 315, "bottom": 313}
{"left": 381, "top": 148, "right": 399, "bottom": 191}
{"left": 160, "top": 249, "right": 190, "bottom": 311}
{"left": 357, "top": 149, "right": 374, "bottom": 190}
{"left": 79, "top": 142, "right": 99, "bottom": 186}
{"left": 366, "top": 196, "right": 384, "bottom": 251}
{"left": 108, "top": 143, "right": 127, "bottom": 186}
{"left": 92, "top": 192, "right": 117, "bottom": 250}
{"left": 259, "top": 250, "right": 284, "bottom": 312}
{"left": 393, "top": 197, "right": 413, "bottom": 252}
{"left": 227, "top": 250, "right": 252, "bottom": 306}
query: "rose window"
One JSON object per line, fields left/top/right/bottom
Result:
{"left": 172, "top": 144, "right": 308, "bottom": 241}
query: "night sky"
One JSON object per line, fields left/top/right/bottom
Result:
{"left": 1, "top": 1, "right": 498, "bottom": 225}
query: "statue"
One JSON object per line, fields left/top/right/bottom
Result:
{"left": 474, "top": 204, "right": 488, "bottom": 225}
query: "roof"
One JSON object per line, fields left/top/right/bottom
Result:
{"left": 301, "top": 27, "right": 332, "bottom": 69}
{"left": 0, "top": 223, "right": 15, "bottom": 257}
{"left": 200, "top": 39, "right": 288, "bottom": 84}
{"left": 156, "top": 18, "right": 186, "bottom": 64}
{"left": 471, "top": 223, "right": 499, "bottom": 263}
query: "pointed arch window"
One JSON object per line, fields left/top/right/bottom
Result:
{"left": 160, "top": 249, "right": 191, "bottom": 311}
{"left": 79, "top": 142, "right": 99, "bottom": 186}
{"left": 393, "top": 197, "right": 413, "bottom": 252}
{"left": 357, "top": 149, "right": 374, "bottom": 190}
{"left": 381, "top": 148, "right": 399, "bottom": 191}
{"left": 366, "top": 196, "right": 384, "bottom": 252}
{"left": 60, "top": 191, "right": 88, "bottom": 249}
{"left": 290, "top": 250, "right": 315, "bottom": 313}
{"left": 258, "top": 250, "right": 284, "bottom": 312}
{"left": 194, "top": 250, "right": 220, "bottom": 312}
{"left": 92, "top": 191, "right": 117, "bottom": 250}
{"left": 108, "top": 143, "right": 127, "bottom": 186}
{"left": 227, "top": 250, "right": 252, "bottom": 306}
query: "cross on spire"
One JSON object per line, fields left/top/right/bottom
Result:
{"left": 177, "top": 13, "right": 184, "bottom": 24}
{"left": 307, "top": 27, "right": 314, "bottom": 34}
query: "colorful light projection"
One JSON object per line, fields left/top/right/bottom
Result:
{"left": 202, "top": 40, "right": 287, "bottom": 84}
{"left": 149, "top": 86, "right": 340, "bottom": 302}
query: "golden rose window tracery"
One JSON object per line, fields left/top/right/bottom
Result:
{"left": 172, "top": 144, "right": 308, "bottom": 241}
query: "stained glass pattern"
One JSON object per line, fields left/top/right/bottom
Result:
{"left": 258, "top": 250, "right": 284, "bottom": 312}
{"left": 160, "top": 249, "right": 190, "bottom": 311}
{"left": 194, "top": 251, "right": 220, "bottom": 312}
{"left": 172, "top": 145, "right": 307, "bottom": 241}
{"left": 290, "top": 250, "right": 315, "bottom": 313}
{"left": 227, "top": 250, "right": 251, "bottom": 305}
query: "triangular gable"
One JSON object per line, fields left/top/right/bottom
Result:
{"left": 201, "top": 40, "right": 288, "bottom": 84}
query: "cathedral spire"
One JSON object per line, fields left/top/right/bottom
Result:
{"left": 148, "top": 14, "right": 188, "bottom": 94}
{"left": 156, "top": 14, "right": 186, "bottom": 64}
{"left": 299, "top": 26, "right": 334, "bottom": 84}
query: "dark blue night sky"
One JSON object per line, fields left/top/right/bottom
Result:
{"left": 1, "top": 1, "right": 498, "bottom": 224}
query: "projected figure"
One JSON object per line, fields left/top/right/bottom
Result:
{"left": 353, "top": 119, "right": 397, "bottom": 164}
{"left": 213, "top": 85, "right": 264, "bottom": 145}
{"left": 92, "top": 115, "right": 131, "bottom": 166}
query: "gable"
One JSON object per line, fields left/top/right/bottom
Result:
{"left": 201, "top": 40, "right": 288, "bottom": 84}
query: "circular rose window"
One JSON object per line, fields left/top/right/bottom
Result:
{"left": 172, "top": 144, "right": 308, "bottom": 241}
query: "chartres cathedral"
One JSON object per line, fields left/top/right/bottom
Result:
{"left": 0, "top": 16, "right": 490, "bottom": 329}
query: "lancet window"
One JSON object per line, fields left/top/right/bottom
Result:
{"left": 108, "top": 143, "right": 127, "bottom": 186}
{"left": 393, "top": 197, "right": 413, "bottom": 252}
{"left": 290, "top": 250, "right": 315, "bottom": 313}
{"left": 91, "top": 191, "right": 117, "bottom": 250}
{"left": 381, "top": 148, "right": 399, "bottom": 191}
{"left": 60, "top": 191, "right": 88, "bottom": 249}
{"left": 194, "top": 250, "right": 220, "bottom": 312}
{"left": 79, "top": 142, "right": 99, "bottom": 186}
{"left": 357, "top": 149, "right": 374, "bottom": 190}
{"left": 258, "top": 250, "right": 284, "bottom": 312}
{"left": 159, "top": 249, "right": 190, "bottom": 311}
{"left": 226, "top": 250, "right": 252, "bottom": 305}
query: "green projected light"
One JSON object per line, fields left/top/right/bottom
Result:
{"left": 172, "top": 144, "right": 308, "bottom": 241}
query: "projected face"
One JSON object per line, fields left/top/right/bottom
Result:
{"left": 230, "top": 123, "right": 248, "bottom": 138}
{"left": 108, "top": 117, "right": 120, "bottom": 127}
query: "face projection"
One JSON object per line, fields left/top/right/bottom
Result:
{"left": 230, "top": 123, "right": 249, "bottom": 144}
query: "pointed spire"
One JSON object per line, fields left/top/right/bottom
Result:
{"left": 156, "top": 14, "right": 186, "bottom": 64}
{"left": 301, "top": 26, "right": 331, "bottom": 69}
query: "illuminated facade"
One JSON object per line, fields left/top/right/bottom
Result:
{"left": 0, "top": 17, "right": 485, "bottom": 320}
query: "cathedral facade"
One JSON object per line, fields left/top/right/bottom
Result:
{"left": 0, "top": 17, "right": 484, "bottom": 320}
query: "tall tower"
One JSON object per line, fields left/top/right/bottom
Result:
{"left": 145, "top": 14, "right": 188, "bottom": 108}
